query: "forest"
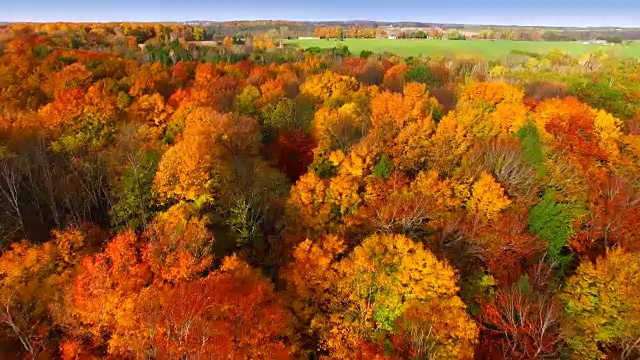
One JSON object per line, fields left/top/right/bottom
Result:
{"left": 1, "top": 22, "right": 640, "bottom": 359}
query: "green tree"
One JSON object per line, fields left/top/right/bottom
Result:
{"left": 110, "top": 150, "right": 160, "bottom": 231}
{"left": 517, "top": 121, "right": 546, "bottom": 174}
{"left": 260, "top": 97, "right": 296, "bottom": 144}
{"left": 528, "top": 189, "right": 581, "bottom": 269}
{"left": 569, "top": 81, "right": 635, "bottom": 120}
{"left": 372, "top": 154, "right": 393, "bottom": 179}
{"left": 446, "top": 29, "right": 465, "bottom": 40}
{"left": 404, "top": 65, "right": 443, "bottom": 88}
{"left": 233, "top": 85, "right": 261, "bottom": 118}
{"left": 193, "top": 27, "right": 205, "bottom": 41}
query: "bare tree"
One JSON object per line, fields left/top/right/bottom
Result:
{"left": 0, "top": 291, "right": 49, "bottom": 359}
{"left": 31, "top": 139, "right": 62, "bottom": 228}
{"left": 483, "top": 286, "right": 565, "bottom": 359}
{"left": 621, "top": 337, "right": 640, "bottom": 360}
{"left": 0, "top": 154, "right": 24, "bottom": 239}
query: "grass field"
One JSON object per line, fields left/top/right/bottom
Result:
{"left": 284, "top": 38, "right": 640, "bottom": 59}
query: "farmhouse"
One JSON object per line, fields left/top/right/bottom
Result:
{"left": 377, "top": 25, "right": 401, "bottom": 39}
{"left": 386, "top": 28, "right": 401, "bottom": 39}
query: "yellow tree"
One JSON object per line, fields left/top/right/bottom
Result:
{"left": 593, "top": 109, "right": 623, "bottom": 160}
{"left": 310, "top": 234, "right": 478, "bottom": 358}
{"left": 312, "top": 102, "right": 368, "bottom": 154}
{"left": 421, "top": 78, "right": 529, "bottom": 177}
{"left": 370, "top": 82, "right": 440, "bottom": 170}
{"left": 371, "top": 83, "right": 439, "bottom": 135}
{"left": 129, "top": 62, "right": 171, "bottom": 98}
{"left": 427, "top": 111, "right": 475, "bottom": 176}
{"left": 287, "top": 169, "right": 364, "bottom": 235}
{"left": 459, "top": 81, "right": 524, "bottom": 107}
{"left": 282, "top": 235, "right": 346, "bottom": 350}
{"left": 356, "top": 170, "right": 465, "bottom": 235}
{"left": 454, "top": 82, "right": 528, "bottom": 139}
{"left": 561, "top": 249, "right": 640, "bottom": 359}
{"left": 288, "top": 134, "right": 380, "bottom": 234}
{"left": 467, "top": 171, "right": 511, "bottom": 220}
{"left": 287, "top": 172, "right": 333, "bottom": 232}
{"left": 326, "top": 172, "right": 362, "bottom": 218}
{"left": 154, "top": 109, "right": 259, "bottom": 202}
{"left": 329, "top": 138, "right": 378, "bottom": 178}
{"left": 128, "top": 92, "right": 173, "bottom": 126}
{"left": 81, "top": 79, "right": 119, "bottom": 123}
{"left": 300, "top": 71, "right": 358, "bottom": 108}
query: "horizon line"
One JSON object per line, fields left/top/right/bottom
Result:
{"left": 0, "top": 19, "right": 638, "bottom": 29}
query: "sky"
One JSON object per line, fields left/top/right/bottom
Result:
{"left": 1, "top": 0, "right": 640, "bottom": 27}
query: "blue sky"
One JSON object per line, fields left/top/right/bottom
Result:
{"left": 1, "top": 0, "right": 639, "bottom": 27}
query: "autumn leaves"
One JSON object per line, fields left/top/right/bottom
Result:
{"left": 285, "top": 234, "right": 478, "bottom": 358}
{"left": 2, "top": 25, "right": 640, "bottom": 358}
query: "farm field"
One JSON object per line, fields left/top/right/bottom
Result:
{"left": 285, "top": 38, "right": 640, "bottom": 59}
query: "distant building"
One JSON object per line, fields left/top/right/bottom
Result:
{"left": 386, "top": 28, "right": 401, "bottom": 39}
{"left": 377, "top": 25, "right": 400, "bottom": 39}
{"left": 583, "top": 39, "right": 609, "bottom": 45}
{"left": 401, "top": 26, "right": 440, "bottom": 34}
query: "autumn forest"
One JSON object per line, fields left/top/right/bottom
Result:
{"left": 1, "top": 22, "right": 640, "bottom": 359}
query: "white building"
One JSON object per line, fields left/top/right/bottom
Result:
{"left": 583, "top": 39, "right": 609, "bottom": 45}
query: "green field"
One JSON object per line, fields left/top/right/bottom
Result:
{"left": 285, "top": 38, "right": 640, "bottom": 59}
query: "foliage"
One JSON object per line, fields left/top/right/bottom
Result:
{"left": 404, "top": 65, "right": 443, "bottom": 88}
{"left": 0, "top": 228, "right": 94, "bottom": 357}
{"left": 154, "top": 109, "right": 259, "bottom": 203}
{"left": 286, "top": 234, "right": 478, "bottom": 359}
{"left": 561, "top": 249, "right": 640, "bottom": 360}
{"left": 372, "top": 154, "right": 393, "bottom": 179}
{"left": 528, "top": 189, "right": 579, "bottom": 268}
{"left": 110, "top": 150, "right": 160, "bottom": 231}
{"left": 517, "top": 121, "right": 546, "bottom": 174}
{"left": 482, "top": 282, "right": 564, "bottom": 358}
{"left": 468, "top": 172, "right": 511, "bottom": 220}
{"left": 2, "top": 23, "right": 640, "bottom": 359}
{"left": 569, "top": 81, "right": 636, "bottom": 120}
